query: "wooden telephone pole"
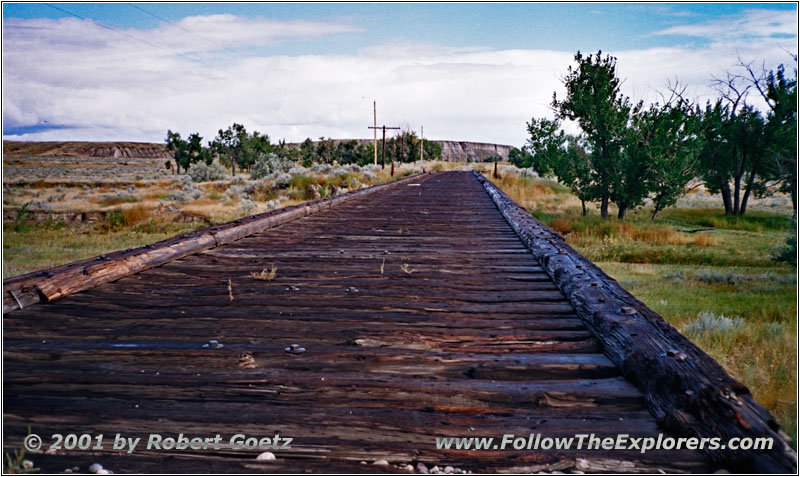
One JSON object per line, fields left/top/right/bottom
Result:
{"left": 420, "top": 126, "right": 424, "bottom": 162}
{"left": 373, "top": 101, "right": 377, "bottom": 165}
{"left": 368, "top": 124, "right": 400, "bottom": 174}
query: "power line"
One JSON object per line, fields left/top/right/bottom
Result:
{"left": 127, "top": 3, "right": 247, "bottom": 59}
{"left": 43, "top": 3, "right": 234, "bottom": 77}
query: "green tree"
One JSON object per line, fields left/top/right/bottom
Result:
{"left": 759, "top": 64, "right": 797, "bottom": 211}
{"left": 552, "top": 51, "right": 632, "bottom": 219}
{"left": 556, "top": 136, "right": 595, "bottom": 216}
{"left": 211, "top": 123, "right": 248, "bottom": 175}
{"left": 524, "top": 117, "right": 566, "bottom": 173}
{"left": 165, "top": 130, "right": 210, "bottom": 174}
{"left": 696, "top": 101, "right": 737, "bottom": 214}
{"left": 242, "top": 131, "right": 273, "bottom": 172}
{"left": 300, "top": 138, "right": 316, "bottom": 167}
{"left": 422, "top": 137, "right": 442, "bottom": 161}
{"left": 523, "top": 117, "right": 595, "bottom": 216}
{"left": 508, "top": 147, "right": 533, "bottom": 168}
{"left": 316, "top": 137, "right": 337, "bottom": 164}
{"left": 643, "top": 103, "right": 703, "bottom": 219}
{"left": 165, "top": 130, "right": 188, "bottom": 174}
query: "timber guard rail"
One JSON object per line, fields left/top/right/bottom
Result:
{"left": 474, "top": 170, "right": 796, "bottom": 473}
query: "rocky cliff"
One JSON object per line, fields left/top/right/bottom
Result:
{"left": 4, "top": 141, "right": 170, "bottom": 159}
{"left": 437, "top": 141, "right": 513, "bottom": 162}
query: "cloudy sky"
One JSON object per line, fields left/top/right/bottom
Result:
{"left": 2, "top": 2, "right": 797, "bottom": 146}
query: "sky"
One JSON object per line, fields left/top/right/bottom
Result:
{"left": 2, "top": 2, "right": 798, "bottom": 146}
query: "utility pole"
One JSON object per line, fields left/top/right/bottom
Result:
{"left": 420, "top": 126, "right": 424, "bottom": 162}
{"left": 373, "top": 101, "right": 377, "bottom": 165}
{"left": 493, "top": 144, "right": 499, "bottom": 178}
{"left": 368, "top": 125, "right": 400, "bottom": 173}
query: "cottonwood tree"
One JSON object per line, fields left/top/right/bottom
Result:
{"left": 165, "top": 131, "right": 210, "bottom": 174}
{"left": 523, "top": 117, "right": 594, "bottom": 216}
{"left": 552, "top": 51, "right": 632, "bottom": 219}
{"left": 741, "top": 60, "right": 798, "bottom": 211}
{"left": 211, "top": 123, "right": 248, "bottom": 175}
{"left": 211, "top": 124, "right": 275, "bottom": 174}
{"left": 625, "top": 102, "right": 702, "bottom": 220}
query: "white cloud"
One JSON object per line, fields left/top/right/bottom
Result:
{"left": 2, "top": 11, "right": 797, "bottom": 147}
{"left": 654, "top": 8, "right": 797, "bottom": 41}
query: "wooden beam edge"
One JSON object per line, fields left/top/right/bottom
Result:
{"left": 473, "top": 170, "right": 797, "bottom": 473}
{"left": 3, "top": 172, "right": 435, "bottom": 313}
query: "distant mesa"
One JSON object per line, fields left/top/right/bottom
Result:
{"left": 3, "top": 141, "right": 171, "bottom": 160}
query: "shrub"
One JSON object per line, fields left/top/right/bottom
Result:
{"left": 106, "top": 209, "right": 124, "bottom": 229}
{"left": 684, "top": 312, "right": 744, "bottom": 337}
{"left": 251, "top": 153, "right": 294, "bottom": 180}
{"left": 772, "top": 216, "right": 797, "bottom": 266}
{"left": 224, "top": 185, "right": 247, "bottom": 202}
{"left": 189, "top": 162, "right": 228, "bottom": 182}
{"left": 661, "top": 270, "right": 686, "bottom": 283}
{"left": 272, "top": 173, "right": 292, "bottom": 189}
{"left": 240, "top": 199, "right": 255, "bottom": 215}
{"left": 693, "top": 270, "right": 746, "bottom": 285}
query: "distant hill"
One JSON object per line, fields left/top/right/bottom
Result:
{"left": 3, "top": 141, "right": 170, "bottom": 159}
{"left": 3, "top": 139, "right": 513, "bottom": 162}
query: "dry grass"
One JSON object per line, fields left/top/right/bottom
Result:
{"left": 694, "top": 233, "right": 719, "bottom": 247}
{"left": 122, "top": 204, "right": 151, "bottom": 226}
{"left": 250, "top": 264, "right": 278, "bottom": 281}
{"left": 488, "top": 173, "right": 580, "bottom": 213}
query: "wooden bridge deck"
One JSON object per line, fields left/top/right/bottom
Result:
{"left": 1, "top": 171, "right": 779, "bottom": 473}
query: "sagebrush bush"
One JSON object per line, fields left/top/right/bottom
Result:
{"left": 251, "top": 153, "right": 294, "bottom": 180}
{"left": 167, "top": 175, "right": 203, "bottom": 202}
{"left": 684, "top": 312, "right": 744, "bottom": 337}
{"left": 189, "top": 162, "right": 228, "bottom": 182}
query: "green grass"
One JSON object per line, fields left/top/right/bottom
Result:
{"left": 598, "top": 261, "right": 797, "bottom": 445}
{"left": 3, "top": 224, "right": 199, "bottom": 279}
{"left": 492, "top": 170, "right": 797, "bottom": 448}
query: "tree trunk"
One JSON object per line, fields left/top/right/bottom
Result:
{"left": 617, "top": 204, "right": 628, "bottom": 220}
{"left": 739, "top": 166, "right": 758, "bottom": 216}
{"left": 732, "top": 148, "right": 746, "bottom": 215}
{"left": 651, "top": 205, "right": 661, "bottom": 221}
{"left": 600, "top": 194, "right": 609, "bottom": 219}
{"left": 721, "top": 180, "right": 733, "bottom": 215}
{"left": 581, "top": 200, "right": 587, "bottom": 217}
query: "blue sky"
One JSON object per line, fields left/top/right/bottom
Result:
{"left": 3, "top": 2, "right": 797, "bottom": 145}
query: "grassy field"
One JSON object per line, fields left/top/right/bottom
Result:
{"left": 490, "top": 165, "right": 797, "bottom": 446}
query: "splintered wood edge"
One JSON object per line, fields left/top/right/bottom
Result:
{"left": 3, "top": 172, "right": 435, "bottom": 313}
{"left": 474, "top": 171, "right": 797, "bottom": 473}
